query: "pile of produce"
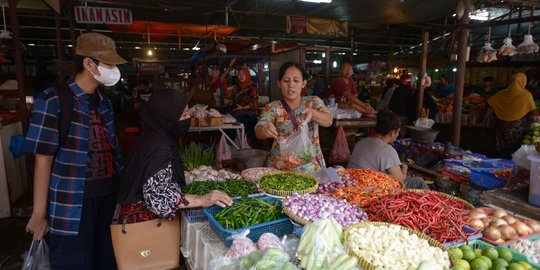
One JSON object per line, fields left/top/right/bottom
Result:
{"left": 316, "top": 170, "right": 357, "bottom": 196}
{"left": 517, "top": 35, "right": 539, "bottom": 54}
{"left": 509, "top": 238, "right": 540, "bottom": 265}
{"left": 364, "top": 190, "right": 474, "bottom": 244}
{"left": 490, "top": 169, "right": 512, "bottom": 180}
{"left": 259, "top": 173, "right": 318, "bottom": 195}
{"left": 465, "top": 208, "right": 540, "bottom": 243}
{"left": 345, "top": 223, "right": 452, "bottom": 269}
{"left": 476, "top": 42, "right": 498, "bottom": 63}
{"left": 213, "top": 198, "right": 285, "bottom": 230}
{"left": 183, "top": 178, "right": 260, "bottom": 198}
{"left": 329, "top": 168, "right": 403, "bottom": 207}
{"left": 283, "top": 193, "right": 367, "bottom": 227}
{"left": 239, "top": 248, "right": 298, "bottom": 270}
{"left": 499, "top": 37, "right": 518, "bottom": 56}
{"left": 297, "top": 217, "right": 358, "bottom": 270}
{"left": 180, "top": 142, "right": 215, "bottom": 171}
{"left": 185, "top": 165, "right": 239, "bottom": 184}
{"left": 449, "top": 243, "right": 534, "bottom": 270}
{"left": 522, "top": 122, "right": 540, "bottom": 145}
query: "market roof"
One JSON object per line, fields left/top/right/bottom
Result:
{"left": 6, "top": 0, "right": 540, "bottom": 62}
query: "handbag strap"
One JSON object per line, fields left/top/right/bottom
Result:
{"left": 120, "top": 211, "right": 162, "bottom": 234}
{"left": 280, "top": 99, "right": 298, "bottom": 130}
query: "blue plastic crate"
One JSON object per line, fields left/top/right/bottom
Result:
{"left": 184, "top": 190, "right": 266, "bottom": 223}
{"left": 203, "top": 196, "right": 293, "bottom": 247}
{"left": 470, "top": 167, "right": 513, "bottom": 190}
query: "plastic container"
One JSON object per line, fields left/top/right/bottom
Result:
{"left": 203, "top": 196, "right": 293, "bottom": 247}
{"left": 527, "top": 153, "right": 540, "bottom": 207}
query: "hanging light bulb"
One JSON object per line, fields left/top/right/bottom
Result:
{"left": 332, "top": 61, "right": 337, "bottom": 68}
{"left": 393, "top": 67, "right": 399, "bottom": 73}
{"left": 147, "top": 49, "right": 153, "bottom": 56}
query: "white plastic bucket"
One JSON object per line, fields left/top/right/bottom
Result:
{"left": 527, "top": 153, "right": 540, "bottom": 207}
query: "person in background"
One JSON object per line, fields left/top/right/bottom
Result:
{"left": 132, "top": 79, "right": 152, "bottom": 109}
{"left": 24, "top": 32, "right": 126, "bottom": 269}
{"left": 255, "top": 61, "right": 332, "bottom": 174}
{"left": 327, "top": 61, "right": 376, "bottom": 117}
{"left": 488, "top": 72, "right": 536, "bottom": 159}
{"left": 434, "top": 75, "right": 455, "bottom": 98}
{"left": 408, "top": 76, "right": 438, "bottom": 123}
{"left": 117, "top": 89, "right": 232, "bottom": 224}
{"left": 388, "top": 75, "right": 414, "bottom": 118}
{"left": 347, "top": 110, "right": 428, "bottom": 189}
{"left": 227, "top": 66, "right": 259, "bottom": 142}
{"left": 475, "top": 76, "right": 500, "bottom": 96}
{"left": 376, "top": 78, "right": 400, "bottom": 111}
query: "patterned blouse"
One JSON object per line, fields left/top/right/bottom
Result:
{"left": 257, "top": 96, "right": 330, "bottom": 174}
{"left": 119, "top": 163, "right": 189, "bottom": 223}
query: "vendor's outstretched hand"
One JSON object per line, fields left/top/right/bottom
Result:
{"left": 201, "top": 190, "right": 233, "bottom": 208}
{"left": 262, "top": 122, "right": 279, "bottom": 139}
{"left": 299, "top": 108, "right": 313, "bottom": 126}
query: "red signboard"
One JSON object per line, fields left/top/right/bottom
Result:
{"left": 74, "top": 6, "right": 133, "bottom": 25}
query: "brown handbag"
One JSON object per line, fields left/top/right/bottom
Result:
{"left": 110, "top": 212, "right": 180, "bottom": 270}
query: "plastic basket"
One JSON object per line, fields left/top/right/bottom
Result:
{"left": 184, "top": 188, "right": 266, "bottom": 223}
{"left": 203, "top": 196, "right": 293, "bottom": 247}
{"left": 470, "top": 170, "right": 507, "bottom": 189}
{"left": 444, "top": 226, "right": 483, "bottom": 247}
{"left": 505, "top": 235, "right": 540, "bottom": 268}
{"left": 454, "top": 240, "right": 539, "bottom": 268}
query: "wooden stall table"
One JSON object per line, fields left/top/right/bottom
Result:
{"left": 480, "top": 189, "right": 540, "bottom": 221}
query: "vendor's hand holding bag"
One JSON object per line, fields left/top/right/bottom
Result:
{"left": 110, "top": 211, "right": 180, "bottom": 270}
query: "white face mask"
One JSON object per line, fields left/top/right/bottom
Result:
{"left": 90, "top": 61, "right": 121, "bottom": 86}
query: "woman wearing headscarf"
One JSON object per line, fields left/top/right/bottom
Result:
{"left": 488, "top": 73, "right": 536, "bottom": 158}
{"left": 117, "top": 89, "right": 232, "bottom": 223}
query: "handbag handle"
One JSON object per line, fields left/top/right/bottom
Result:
{"left": 120, "top": 211, "right": 162, "bottom": 234}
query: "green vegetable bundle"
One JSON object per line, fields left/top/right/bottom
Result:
{"left": 180, "top": 142, "right": 215, "bottom": 171}
{"left": 214, "top": 198, "right": 285, "bottom": 230}
{"left": 182, "top": 178, "right": 260, "bottom": 198}
{"left": 239, "top": 248, "right": 299, "bottom": 270}
{"left": 259, "top": 173, "right": 317, "bottom": 191}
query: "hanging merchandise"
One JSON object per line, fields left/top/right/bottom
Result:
{"left": 517, "top": 34, "right": 539, "bottom": 54}
{"left": 476, "top": 27, "right": 497, "bottom": 63}
{"left": 476, "top": 42, "right": 498, "bottom": 63}
{"left": 499, "top": 37, "right": 517, "bottom": 56}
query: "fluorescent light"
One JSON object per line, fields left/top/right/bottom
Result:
{"left": 192, "top": 46, "right": 200, "bottom": 51}
{"left": 28, "top": 43, "right": 35, "bottom": 46}
{"left": 322, "top": 52, "right": 326, "bottom": 58}
{"left": 300, "top": 0, "right": 332, "bottom": 3}
{"left": 134, "top": 46, "right": 141, "bottom": 49}
{"left": 313, "top": 60, "right": 322, "bottom": 64}
{"left": 452, "top": 68, "right": 457, "bottom": 72}
{"left": 435, "top": 69, "right": 439, "bottom": 72}
{"left": 332, "top": 61, "right": 337, "bottom": 68}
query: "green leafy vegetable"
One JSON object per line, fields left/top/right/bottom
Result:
{"left": 180, "top": 142, "right": 215, "bottom": 170}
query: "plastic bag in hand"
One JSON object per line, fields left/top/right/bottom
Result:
{"left": 279, "top": 125, "right": 315, "bottom": 168}
{"left": 329, "top": 125, "right": 350, "bottom": 165}
{"left": 517, "top": 35, "right": 539, "bottom": 54}
{"left": 216, "top": 134, "right": 232, "bottom": 166}
{"left": 499, "top": 37, "right": 517, "bottom": 56}
{"left": 22, "top": 240, "right": 51, "bottom": 270}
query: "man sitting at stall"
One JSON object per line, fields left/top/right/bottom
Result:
{"left": 434, "top": 75, "right": 455, "bottom": 98}
{"left": 347, "top": 110, "right": 428, "bottom": 189}
{"left": 475, "top": 76, "right": 500, "bottom": 97}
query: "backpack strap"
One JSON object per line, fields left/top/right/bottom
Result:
{"left": 55, "top": 83, "right": 74, "bottom": 148}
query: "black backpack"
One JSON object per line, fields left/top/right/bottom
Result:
{"left": 55, "top": 83, "right": 75, "bottom": 148}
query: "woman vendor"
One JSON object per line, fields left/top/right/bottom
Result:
{"left": 255, "top": 62, "right": 332, "bottom": 173}
{"left": 327, "top": 61, "right": 376, "bottom": 117}
{"left": 488, "top": 72, "right": 536, "bottom": 158}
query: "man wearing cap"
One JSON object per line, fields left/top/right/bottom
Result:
{"left": 24, "top": 32, "right": 126, "bottom": 269}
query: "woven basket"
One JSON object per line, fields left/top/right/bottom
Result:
{"left": 344, "top": 222, "right": 458, "bottom": 270}
{"left": 408, "top": 189, "right": 475, "bottom": 210}
{"left": 282, "top": 197, "right": 367, "bottom": 226}
{"left": 259, "top": 172, "right": 318, "bottom": 197}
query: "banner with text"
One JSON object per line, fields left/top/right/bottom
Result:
{"left": 286, "top": 16, "right": 348, "bottom": 37}
{"left": 75, "top": 6, "right": 133, "bottom": 25}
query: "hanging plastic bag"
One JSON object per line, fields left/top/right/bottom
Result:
{"left": 476, "top": 42, "right": 498, "bottom": 63}
{"left": 329, "top": 125, "right": 350, "bottom": 165}
{"left": 279, "top": 125, "right": 314, "bottom": 167}
{"left": 22, "top": 240, "right": 51, "bottom": 270}
{"left": 517, "top": 35, "right": 539, "bottom": 54}
{"left": 499, "top": 37, "right": 517, "bottom": 56}
{"left": 505, "top": 145, "right": 535, "bottom": 191}
{"left": 414, "top": 118, "right": 435, "bottom": 128}
{"left": 216, "top": 134, "right": 232, "bottom": 167}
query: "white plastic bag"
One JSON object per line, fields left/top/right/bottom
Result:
{"left": 414, "top": 118, "right": 435, "bottom": 128}
{"left": 209, "top": 230, "right": 258, "bottom": 270}
{"left": 512, "top": 144, "right": 536, "bottom": 170}
{"left": 517, "top": 35, "right": 539, "bottom": 54}
{"left": 279, "top": 125, "right": 314, "bottom": 167}
{"left": 499, "top": 37, "right": 517, "bottom": 56}
{"left": 22, "top": 240, "right": 51, "bottom": 270}
{"left": 476, "top": 42, "right": 498, "bottom": 63}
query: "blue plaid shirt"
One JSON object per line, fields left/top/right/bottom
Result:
{"left": 24, "top": 80, "right": 124, "bottom": 236}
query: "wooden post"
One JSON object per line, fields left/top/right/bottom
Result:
{"left": 55, "top": 12, "right": 64, "bottom": 82}
{"left": 417, "top": 31, "right": 429, "bottom": 118}
{"left": 451, "top": 0, "right": 471, "bottom": 147}
{"left": 8, "top": 0, "right": 27, "bottom": 130}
